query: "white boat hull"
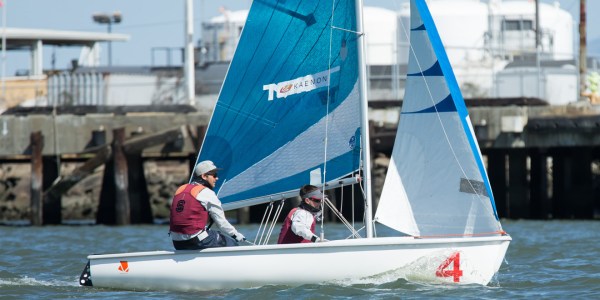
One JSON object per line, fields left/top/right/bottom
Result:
{"left": 82, "top": 235, "right": 511, "bottom": 291}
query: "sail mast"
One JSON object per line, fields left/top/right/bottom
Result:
{"left": 355, "top": 0, "right": 374, "bottom": 238}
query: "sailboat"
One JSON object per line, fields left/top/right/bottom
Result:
{"left": 79, "top": 0, "right": 510, "bottom": 291}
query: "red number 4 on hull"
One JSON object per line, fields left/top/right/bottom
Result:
{"left": 435, "top": 252, "right": 463, "bottom": 282}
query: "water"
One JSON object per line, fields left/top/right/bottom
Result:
{"left": 1, "top": 220, "right": 599, "bottom": 299}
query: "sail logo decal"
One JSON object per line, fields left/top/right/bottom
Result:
{"left": 279, "top": 84, "right": 293, "bottom": 93}
{"left": 348, "top": 135, "right": 356, "bottom": 149}
{"left": 263, "top": 66, "right": 340, "bottom": 101}
{"left": 118, "top": 261, "right": 129, "bottom": 273}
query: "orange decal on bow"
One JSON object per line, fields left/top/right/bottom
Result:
{"left": 118, "top": 261, "right": 129, "bottom": 273}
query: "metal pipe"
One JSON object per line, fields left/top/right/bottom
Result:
{"left": 185, "top": 0, "right": 196, "bottom": 106}
{"left": 356, "top": 0, "right": 374, "bottom": 238}
{"left": 579, "top": 0, "right": 587, "bottom": 99}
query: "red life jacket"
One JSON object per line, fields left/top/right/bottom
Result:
{"left": 169, "top": 183, "right": 209, "bottom": 235}
{"left": 277, "top": 207, "right": 316, "bottom": 244}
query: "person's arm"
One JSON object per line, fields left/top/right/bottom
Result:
{"left": 197, "top": 189, "right": 242, "bottom": 238}
{"left": 290, "top": 209, "right": 318, "bottom": 241}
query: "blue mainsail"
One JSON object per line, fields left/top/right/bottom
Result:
{"left": 375, "top": 0, "right": 503, "bottom": 237}
{"left": 195, "top": 0, "right": 362, "bottom": 209}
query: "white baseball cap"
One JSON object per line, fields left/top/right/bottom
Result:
{"left": 195, "top": 160, "right": 220, "bottom": 176}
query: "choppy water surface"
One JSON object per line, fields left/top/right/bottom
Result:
{"left": 1, "top": 220, "right": 599, "bottom": 299}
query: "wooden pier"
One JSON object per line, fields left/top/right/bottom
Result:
{"left": 0, "top": 103, "right": 599, "bottom": 225}
{"left": 0, "top": 105, "right": 207, "bottom": 225}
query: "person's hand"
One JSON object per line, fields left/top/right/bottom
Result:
{"left": 233, "top": 233, "right": 246, "bottom": 242}
{"left": 311, "top": 235, "right": 329, "bottom": 243}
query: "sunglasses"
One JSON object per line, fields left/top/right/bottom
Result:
{"left": 308, "top": 197, "right": 322, "bottom": 203}
{"left": 206, "top": 172, "right": 218, "bottom": 178}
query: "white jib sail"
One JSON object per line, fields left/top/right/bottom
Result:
{"left": 374, "top": 0, "right": 502, "bottom": 237}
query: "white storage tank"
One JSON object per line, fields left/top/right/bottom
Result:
{"left": 397, "top": 0, "right": 489, "bottom": 66}
{"left": 201, "top": 7, "right": 398, "bottom": 66}
{"left": 363, "top": 6, "right": 398, "bottom": 66}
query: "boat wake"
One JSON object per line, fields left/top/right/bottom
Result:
{"left": 331, "top": 250, "right": 485, "bottom": 287}
{"left": 0, "top": 276, "right": 78, "bottom": 287}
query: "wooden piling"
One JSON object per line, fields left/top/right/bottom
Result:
{"left": 97, "top": 128, "right": 130, "bottom": 225}
{"left": 594, "top": 147, "right": 600, "bottom": 219}
{"left": 126, "top": 152, "right": 153, "bottom": 224}
{"left": 529, "top": 149, "right": 550, "bottom": 219}
{"left": 570, "top": 147, "right": 594, "bottom": 218}
{"left": 486, "top": 149, "right": 507, "bottom": 218}
{"left": 113, "top": 128, "right": 131, "bottom": 225}
{"left": 552, "top": 149, "right": 568, "bottom": 218}
{"left": 30, "top": 131, "right": 43, "bottom": 226}
{"left": 508, "top": 148, "right": 529, "bottom": 218}
{"left": 549, "top": 147, "right": 594, "bottom": 218}
{"left": 42, "top": 156, "right": 61, "bottom": 224}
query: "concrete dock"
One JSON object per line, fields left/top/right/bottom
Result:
{"left": 0, "top": 102, "right": 599, "bottom": 224}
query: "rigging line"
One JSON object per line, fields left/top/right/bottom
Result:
{"left": 258, "top": 202, "right": 276, "bottom": 245}
{"left": 397, "top": 8, "right": 488, "bottom": 207}
{"left": 331, "top": 25, "right": 363, "bottom": 36}
{"left": 318, "top": 0, "right": 338, "bottom": 240}
{"left": 345, "top": 225, "right": 365, "bottom": 239}
{"left": 356, "top": 145, "right": 366, "bottom": 231}
{"left": 255, "top": 203, "right": 269, "bottom": 245}
{"left": 352, "top": 178, "right": 355, "bottom": 231}
{"left": 324, "top": 197, "right": 362, "bottom": 238}
{"left": 340, "top": 182, "right": 344, "bottom": 219}
{"left": 265, "top": 199, "right": 286, "bottom": 244}
{"left": 265, "top": 199, "right": 285, "bottom": 244}
{"left": 357, "top": 175, "right": 374, "bottom": 231}
{"left": 254, "top": 200, "right": 269, "bottom": 244}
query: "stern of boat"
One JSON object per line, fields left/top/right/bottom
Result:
{"left": 79, "top": 260, "right": 93, "bottom": 286}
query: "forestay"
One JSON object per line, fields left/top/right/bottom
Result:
{"left": 375, "top": 0, "right": 503, "bottom": 237}
{"left": 195, "top": 0, "right": 362, "bottom": 210}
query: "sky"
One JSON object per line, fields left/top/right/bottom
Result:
{"left": 1, "top": 0, "right": 599, "bottom": 77}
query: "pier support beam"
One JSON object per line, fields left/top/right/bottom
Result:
{"left": 42, "top": 156, "right": 61, "bottom": 224}
{"left": 551, "top": 148, "right": 594, "bottom": 218}
{"left": 487, "top": 149, "right": 507, "bottom": 218}
{"left": 508, "top": 148, "right": 529, "bottom": 218}
{"left": 126, "top": 152, "right": 153, "bottom": 224}
{"left": 552, "top": 149, "right": 568, "bottom": 218}
{"left": 569, "top": 147, "right": 594, "bottom": 218}
{"left": 30, "top": 131, "right": 44, "bottom": 226}
{"left": 28, "top": 132, "right": 61, "bottom": 225}
{"left": 530, "top": 149, "right": 550, "bottom": 219}
{"left": 97, "top": 128, "right": 131, "bottom": 225}
{"left": 113, "top": 128, "right": 131, "bottom": 225}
